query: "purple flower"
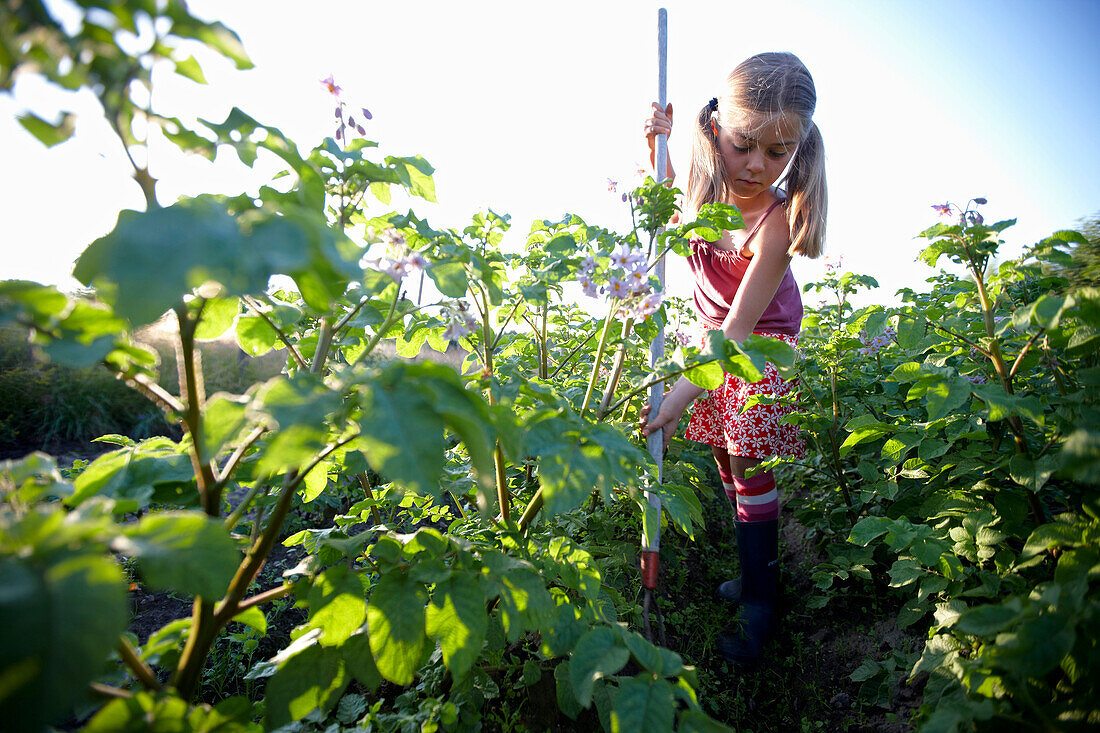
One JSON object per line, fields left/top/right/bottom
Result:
{"left": 578, "top": 274, "right": 600, "bottom": 298}
{"left": 578, "top": 255, "right": 596, "bottom": 274}
{"left": 964, "top": 373, "right": 987, "bottom": 384}
{"left": 381, "top": 228, "right": 406, "bottom": 247}
{"left": 607, "top": 178, "right": 618, "bottom": 192}
{"left": 673, "top": 330, "right": 692, "bottom": 348}
{"left": 606, "top": 276, "right": 630, "bottom": 299}
{"left": 320, "top": 75, "right": 343, "bottom": 98}
{"left": 443, "top": 320, "right": 471, "bottom": 343}
{"left": 610, "top": 245, "right": 646, "bottom": 272}
{"left": 404, "top": 252, "right": 428, "bottom": 273}
{"left": 632, "top": 291, "right": 663, "bottom": 319}
{"left": 963, "top": 211, "right": 984, "bottom": 227}
{"left": 932, "top": 202, "right": 952, "bottom": 217}
{"left": 379, "top": 258, "right": 408, "bottom": 282}
{"left": 625, "top": 268, "right": 650, "bottom": 294}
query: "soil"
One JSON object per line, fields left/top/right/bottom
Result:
{"left": 652, "top": 476, "right": 928, "bottom": 732}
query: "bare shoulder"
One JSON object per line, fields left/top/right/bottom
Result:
{"left": 746, "top": 201, "right": 792, "bottom": 259}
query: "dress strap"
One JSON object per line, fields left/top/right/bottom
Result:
{"left": 741, "top": 197, "right": 786, "bottom": 252}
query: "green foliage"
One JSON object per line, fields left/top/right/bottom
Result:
{"left": 791, "top": 200, "right": 1100, "bottom": 730}
{"left": 6, "top": 6, "right": 1097, "bottom": 731}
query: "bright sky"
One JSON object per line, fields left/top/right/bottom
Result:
{"left": 3, "top": 0, "right": 1098, "bottom": 311}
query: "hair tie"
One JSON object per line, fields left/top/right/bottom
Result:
{"left": 708, "top": 97, "right": 718, "bottom": 112}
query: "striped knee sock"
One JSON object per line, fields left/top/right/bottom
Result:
{"left": 731, "top": 471, "right": 779, "bottom": 522}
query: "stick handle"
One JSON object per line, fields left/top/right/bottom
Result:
{"left": 643, "top": 8, "right": 667, "bottom": 553}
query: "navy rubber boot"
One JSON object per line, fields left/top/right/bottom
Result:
{"left": 716, "top": 518, "right": 779, "bottom": 665}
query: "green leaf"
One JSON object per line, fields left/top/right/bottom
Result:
{"left": 425, "top": 576, "right": 487, "bottom": 680}
{"left": 849, "top": 517, "right": 891, "bottom": 547}
{"left": 955, "top": 601, "right": 1022, "bottom": 636}
{"left": 307, "top": 567, "right": 366, "bottom": 646}
{"left": 923, "top": 377, "right": 971, "bottom": 421}
{"left": 200, "top": 393, "right": 249, "bottom": 459}
{"left": 74, "top": 201, "right": 314, "bottom": 326}
{"left": 684, "top": 360, "right": 723, "bottom": 390}
{"left": 1008, "top": 454, "right": 1059, "bottom": 492}
{"left": 231, "top": 607, "right": 267, "bottom": 636}
{"left": 235, "top": 314, "right": 280, "bottom": 356}
{"left": 17, "top": 112, "right": 75, "bottom": 147}
{"left": 569, "top": 627, "right": 630, "bottom": 706}
{"left": 112, "top": 511, "right": 240, "bottom": 598}
{"left": 555, "top": 662, "right": 584, "bottom": 721}
{"left": 388, "top": 155, "right": 437, "bottom": 202}
{"left": 300, "top": 457, "right": 332, "bottom": 503}
{"left": 356, "top": 377, "right": 447, "bottom": 495}
{"left": 610, "top": 675, "right": 676, "bottom": 733}
{"left": 881, "top": 432, "right": 922, "bottom": 464}
{"left": 678, "top": 709, "right": 736, "bottom": 732}
{"left": 0, "top": 554, "right": 127, "bottom": 731}
{"left": 367, "top": 570, "right": 429, "bottom": 685}
{"left": 194, "top": 297, "right": 238, "bottom": 339}
{"left": 68, "top": 437, "right": 194, "bottom": 509}
{"left": 265, "top": 642, "right": 349, "bottom": 728}
{"left": 427, "top": 261, "right": 468, "bottom": 298}
{"left": 173, "top": 54, "right": 207, "bottom": 84}
{"left": 1022, "top": 522, "right": 1087, "bottom": 558}
{"left": 340, "top": 632, "right": 382, "bottom": 691}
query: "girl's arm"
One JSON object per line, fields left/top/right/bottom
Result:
{"left": 640, "top": 211, "right": 794, "bottom": 450}
{"left": 720, "top": 212, "right": 794, "bottom": 341}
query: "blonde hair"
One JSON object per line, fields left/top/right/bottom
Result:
{"left": 685, "top": 52, "right": 827, "bottom": 258}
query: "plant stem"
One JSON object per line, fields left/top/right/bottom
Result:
{"left": 580, "top": 309, "right": 619, "bottom": 418}
{"left": 172, "top": 435, "right": 356, "bottom": 698}
{"left": 548, "top": 328, "right": 598, "bottom": 379}
{"left": 311, "top": 317, "right": 333, "bottom": 374}
{"left": 117, "top": 637, "right": 162, "bottom": 691}
{"left": 114, "top": 368, "right": 185, "bottom": 415}
{"left": 224, "top": 480, "right": 265, "bottom": 532}
{"left": 347, "top": 287, "right": 402, "bottom": 371}
{"left": 598, "top": 317, "right": 635, "bottom": 416}
{"left": 518, "top": 486, "right": 543, "bottom": 533}
{"left": 90, "top": 683, "right": 133, "bottom": 700}
{"left": 235, "top": 583, "right": 295, "bottom": 614}
{"left": 540, "top": 302, "right": 549, "bottom": 379}
{"left": 356, "top": 472, "right": 383, "bottom": 525}
{"left": 241, "top": 295, "right": 308, "bottom": 371}
{"left": 174, "top": 304, "right": 219, "bottom": 516}
{"left": 215, "top": 426, "right": 267, "bottom": 486}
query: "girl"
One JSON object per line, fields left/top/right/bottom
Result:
{"left": 639, "top": 52, "right": 826, "bottom": 665}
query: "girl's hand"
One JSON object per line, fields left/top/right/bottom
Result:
{"left": 639, "top": 382, "right": 697, "bottom": 453}
{"left": 643, "top": 102, "right": 674, "bottom": 180}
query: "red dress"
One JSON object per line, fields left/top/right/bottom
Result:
{"left": 682, "top": 199, "right": 806, "bottom": 459}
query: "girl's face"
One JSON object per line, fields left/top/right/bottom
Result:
{"left": 716, "top": 111, "right": 802, "bottom": 202}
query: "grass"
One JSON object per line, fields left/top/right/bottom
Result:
{"left": 0, "top": 319, "right": 284, "bottom": 455}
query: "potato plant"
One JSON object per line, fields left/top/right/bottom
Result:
{"left": 789, "top": 203, "right": 1100, "bottom": 730}
{"left": 0, "top": 3, "right": 773, "bottom": 731}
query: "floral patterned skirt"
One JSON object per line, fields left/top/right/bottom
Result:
{"left": 684, "top": 332, "right": 805, "bottom": 459}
